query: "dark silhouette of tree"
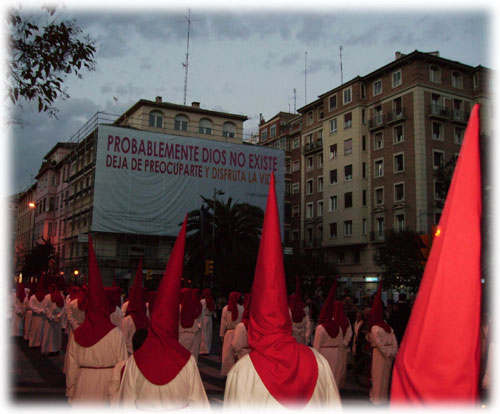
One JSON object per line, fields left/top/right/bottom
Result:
{"left": 373, "top": 230, "right": 424, "bottom": 292}
{"left": 7, "top": 6, "right": 96, "bottom": 117}
{"left": 21, "top": 238, "right": 55, "bottom": 280}
{"left": 185, "top": 197, "right": 264, "bottom": 298}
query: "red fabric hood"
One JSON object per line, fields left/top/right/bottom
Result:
{"left": 248, "top": 172, "right": 318, "bottom": 408}
{"left": 318, "top": 279, "right": 340, "bottom": 338}
{"left": 125, "top": 259, "right": 149, "bottom": 330}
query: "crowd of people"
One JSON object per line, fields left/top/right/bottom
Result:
{"left": 10, "top": 173, "right": 417, "bottom": 409}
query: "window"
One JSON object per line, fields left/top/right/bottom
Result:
{"left": 329, "top": 169, "right": 337, "bottom": 185}
{"left": 362, "top": 189, "right": 367, "bottom": 206}
{"left": 393, "top": 97, "right": 403, "bottom": 116}
{"left": 306, "top": 203, "right": 314, "bottom": 219}
{"left": 306, "top": 179, "right": 314, "bottom": 195}
{"left": 374, "top": 132, "right": 383, "bottom": 150}
{"left": 394, "top": 153, "right": 405, "bottom": 173}
{"left": 261, "top": 130, "right": 268, "bottom": 141}
{"left": 362, "top": 135, "right": 366, "bottom": 151}
{"left": 344, "top": 138, "right": 353, "bottom": 155}
{"left": 429, "top": 65, "right": 441, "bottom": 83}
{"left": 329, "top": 144, "right": 337, "bottom": 160}
{"left": 293, "top": 137, "right": 299, "bottom": 149}
{"left": 317, "top": 154, "right": 323, "bottom": 169}
{"left": 292, "top": 230, "right": 299, "bottom": 241}
{"left": 149, "top": 110, "right": 164, "bottom": 128}
{"left": 362, "top": 162, "right": 366, "bottom": 179}
{"left": 305, "top": 133, "right": 313, "bottom": 146}
{"left": 292, "top": 160, "right": 300, "bottom": 172}
{"left": 292, "top": 206, "right": 300, "bottom": 218}
{"left": 343, "top": 87, "right": 352, "bottom": 104}
{"left": 329, "top": 222, "right": 337, "bottom": 238}
{"left": 434, "top": 180, "right": 444, "bottom": 200}
{"left": 337, "top": 251, "right": 345, "bottom": 264}
{"left": 285, "top": 180, "right": 291, "bottom": 195}
{"left": 375, "top": 187, "right": 384, "bottom": 206}
{"left": 174, "top": 114, "right": 189, "bottom": 131}
{"left": 344, "top": 164, "right": 353, "bottom": 181}
{"left": 344, "top": 112, "right": 352, "bottom": 129}
{"left": 374, "top": 159, "right": 384, "bottom": 178}
{"left": 451, "top": 71, "right": 463, "bottom": 89}
{"left": 394, "top": 182, "right": 405, "bottom": 202}
{"left": 317, "top": 201, "right": 323, "bottom": 217}
{"left": 373, "top": 79, "right": 382, "bottom": 96}
{"left": 392, "top": 70, "right": 402, "bottom": 87}
{"left": 376, "top": 217, "right": 385, "bottom": 240}
{"left": 292, "top": 183, "right": 300, "bottom": 194}
{"left": 395, "top": 214, "right": 405, "bottom": 232}
{"left": 344, "top": 220, "right": 353, "bottom": 237}
{"left": 433, "top": 150, "right": 444, "bottom": 169}
{"left": 455, "top": 126, "right": 464, "bottom": 144}
{"left": 329, "top": 195, "right": 338, "bottom": 211}
{"left": 307, "top": 111, "right": 314, "bottom": 125}
{"left": 329, "top": 94, "right": 337, "bottom": 111}
{"left": 223, "top": 122, "right": 236, "bottom": 138}
{"left": 362, "top": 219, "right": 368, "bottom": 236}
{"left": 270, "top": 125, "right": 277, "bottom": 138}
{"left": 318, "top": 176, "right": 323, "bottom": 192}
{"left": 373, "top": 105, "right": 383, "bottom": 126}
{"left": 199, "top": 118, "right": 212, "bottom": 135}
{"left": 432, "top": 122, "right": 443, "bottom": 141}
{"left": 329, "top": 118, "right": 338, "bottom": 133}
{"left": 394, "top": 125, "right": 404, "bottom": 144}
{"left": 306, "top": 156, "right": 314, "bottom": 171}
{"left": 473, "top": 72, "right": 480, "bottom": 90}
{"left": 344, "top": 192, "right": 353, "bottom": 209}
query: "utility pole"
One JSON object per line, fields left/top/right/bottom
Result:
{"left": 340, "top": 45, "right": 344, "bottom": 85}
{"left": 183, "top": 9, "right": 191, "bottom": 106}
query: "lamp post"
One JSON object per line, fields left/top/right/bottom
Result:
{"left": 28, "top": 201, "right": 36, "bottom": 252}
{"left": 211, "top": 188, "right": 224, "bottom": 291}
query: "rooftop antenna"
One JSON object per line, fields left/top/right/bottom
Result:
{"left": 340, "top": 46, "right": 344, "bottom": 85}
{"left": 182, "top": 9, "right": 192, "bottom": 106}
{"left": 304, "top": 51, "right": 308, "bottom": 105}
{"left": 293, "top": 88, "right": 297, "bottom": 113}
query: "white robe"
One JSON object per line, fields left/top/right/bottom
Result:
{"left": 66, "top": 326, "right": 128, "bottom": 405}
{"left": 289, "top": 307, "right": 312, "bottom": 345}
{"left": 40, "top": 293, "right": 65, "bottom": 354}
{"left": 108, "top": 359, "right": 128, "bottom": 406}
{"left": 23, "top": 296, "right": 32, "bottom": 340}
{"left": 230, "top": 322, "right": 250, "bottom": 361}
{"left": 110, "top": 306, "right": 124, "bottom": 328}
{"left": 28, "top": 295, "right": 46, "bottom": 347}
{"left": 117, "top": 354, "right": 210, "bottom": 409}
{"left": 224, "top": 348, "right": 342, "bottom": 409}
{"left": 199, "top": 298, "right": 214, "bottom": 355}
{"left": 179, "top": 305, "right": 204, "bottom": 362}
{"left": 121, "top": 315, "right": 137, "bottom": 355}
{"left": 368, "top": 325, "right": 398, "bottom": 405}
{"left": 64, "top": 298, "right": 86, "bottom": 375}
{"left": 11, "top": 293, "right": 24, "bottom": 337}
{"left": 312, "top": 324, "right": 343, "bottom": 386}
{"left": 337, "top": 322, "right": 353, "bottom": 389}
{"left": 220, "top": 303, "right": 244, "bottom": 375}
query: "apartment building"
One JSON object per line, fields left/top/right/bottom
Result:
{"left": 259, "top": 50, "right": 491, "bottom": 293}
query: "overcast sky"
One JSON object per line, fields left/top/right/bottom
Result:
{"left": 3, "top": 0, "right": 495, "bottom": 196}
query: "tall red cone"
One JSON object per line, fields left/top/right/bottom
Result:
{"left": 125, "top": 258, "right": 149, "bottom": 330}
{"left": 390, "top": 104, "right": 482, "bottom": 404}
{"left": 248, "top": 172, "right": 318, "bottom": 408}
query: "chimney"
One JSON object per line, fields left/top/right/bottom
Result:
{"left": 155, "top": 96, "right": 162, "bottom": 103}
{"left": 191, "top": 101, "right": 200, "bottom": 108}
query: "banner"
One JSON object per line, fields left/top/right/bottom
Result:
{"left": 92, "top": 125, "right": 285, "bottom": 236}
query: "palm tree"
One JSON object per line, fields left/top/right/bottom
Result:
{"left": 185, "top": 196, "right": 264, "bottom": 298}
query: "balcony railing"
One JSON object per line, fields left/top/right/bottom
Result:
{"left": 369, "top": 114, "right": 385, "bottom": 130}
{"left": 429, "top": 104, "right": 451, "bottom": 120}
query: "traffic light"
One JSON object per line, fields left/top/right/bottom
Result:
{"left": 205, "top": 259, "right": 214, "bottom": 276}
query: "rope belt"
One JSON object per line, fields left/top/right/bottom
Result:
{"left": 321, "top": 345, "right": 339, "bottom": 348}
{"left": 80, "top": 366, "right": 115, "bottom": 369}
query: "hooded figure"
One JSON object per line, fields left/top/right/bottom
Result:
{"left": 231, "top": 293, "right": 252, "bottom": 361}
{"left": 121, "top": 259, "right": 149, "bottom": 354}
{"left": 28, "top": 275, "right": 47, "bottom": 348}
{"left": 313, "top": 279, "right": 343, "bottom": 386}
{"left": 41, "top": 283, "right": 65, "bottom": 355}
{"left": 333, "top": 300, "right": 353, "bottom": 389}
{"left": 105, "top": 286, "right": 124, "bottom": 328}
{"left": 23, "top": 283, "right": 35, "bottom": 341}
{"left": 63, "top": 285, "right": 86, "bottom": 377}
{"left": 224, "top": 172, "right": 341, "bottom": 409}
{"left": 199, "top": 287, "right": 215, "bottom": 355}
{"left": 178, "top": 287, "right": 204, "bottom": 362}
{"left": 66, "top": 235, "right": 128, "bottom": 404}
{"left": 288, "top": 275, "right": 311, "bottom": 345}
{"left": 367, "top": 280, "right": 398, "bottom": 405}
{"left": 11, "top": 282, "right": 25, "bottom": 337}
{"left": 220, "top": 291, "right": 244, "bottom": 375}
{"left": 117, "top": 215, "right": 209, "bottom": 409}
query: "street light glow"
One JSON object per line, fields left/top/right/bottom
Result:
{"left": 28, "top": 202, "right": 36, "bottom": 208}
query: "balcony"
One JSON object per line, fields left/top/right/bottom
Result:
{"left": 303, "top": 139, "right": 323, "bottom": 155}
{"left": 451, "top": 109, "right": 470, "bottom": 124}
{"left": 386, "top": 109, "right": 407, "bottom": 124}
{"left": 429, "top": 104, "right": 451, "bottom": 120}
{"left": 303, "top": 238, "right": 323, "bottom": 249}
{"left": 369, "top": 114, "right": 385, "bottom": 130}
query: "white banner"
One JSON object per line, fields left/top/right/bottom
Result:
{"left": 92, "top": 125, "right": 285, "bottom": 236}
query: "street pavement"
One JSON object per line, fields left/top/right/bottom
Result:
{"left": 9, "top": 328, "right": 370, "bottom": 408}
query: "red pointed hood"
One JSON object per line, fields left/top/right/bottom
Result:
{"left": 16, "top": 283, "right": 26, "bottom": 303}
{"left": 248, "top": 172, "right": 318, "bottom": 408}
{"left": 368, "top": 280, "right": 391, "bottom": 333}
{"left": 201, "top": 288, "right": 215, "bottom": 312}
{"left": 49, "top": 283, "right": 64, "bottom": 308}
{"left": 133, "top": 215, "right": 191, "bottom": 385}
{"left": 34, "top": 274, "right": 47, "bottom": 302}
{"left": 73, "top": 235, "right": 116, "bottom": 347}
{"left": 227, "top": 291, "right": 242, "bottom": 321}
{"left": 125, "top": 258, "right": 149, "bottom": 330}
{"left": 391, "top": 104, "right": 482, "bottom": 404}
{"left": 318, "top": 279, "right": 340, "bottom": 338}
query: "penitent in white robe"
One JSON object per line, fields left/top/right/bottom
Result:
{"left": 121, "top": 315, "right": 137, "bottom": 355}
{"left": 220, "top": 304, "right": 244, "bottom": 375}
{"left": 336, "top": 322, "right": 353, "bottom": 389}
{"left": 23, "top": 295, "right": 32, "bottom": 341}
{"left": 66, "top": 327, "right": 128, "bottom": 405}
{"left": 230, "top": 322, "right": 250, "bottom": 361}
{"left": 368, "top": 325, "right": 398, "bottom": 405}
{"left": 199, "top": 298, "right": 214, "bottom": 355}
{"left": 64, "top": 298, "right": 86, "bottom": 375}
{"left": 40, "top": 293, "right": 65, "bottom": 354}
{"left": 289, "top": 307, "right": 312, "bottom": 346}
{"left": 28, "top": 295, "right": 46, "bottom": 348}
{"left": 224, "top": 348, "right": 342, "bottom": 409}
{"left": 117, "top": 354, "right": 210, "bottom": 409}
{"left": 178, "top": 305, "right": 204, "bottom": 363}
{"left": 11, "top": 293, "right": 24, "bottom": 337}
{"left": 312, "top": 324, "right": 343, "bottom": 386}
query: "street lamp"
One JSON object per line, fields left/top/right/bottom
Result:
{"left": 28, "top": 201, "right": 36, "bottom": 251}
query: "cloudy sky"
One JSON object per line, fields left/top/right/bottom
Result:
{"left": 4, "top": 0, "right": 495, "bottom": 195}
